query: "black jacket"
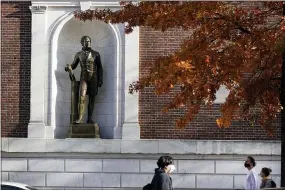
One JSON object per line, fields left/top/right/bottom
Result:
{"left": 150, "top": 168, "right": 173, "bottom": 190}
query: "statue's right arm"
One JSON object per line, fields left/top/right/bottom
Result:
{"left": 70, "top": 52, "right": 80, "bottom": 70}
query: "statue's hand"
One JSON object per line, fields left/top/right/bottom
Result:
{"left": 65, "top": 65, "right": 72, "bottom": 72}
{"left": 98, "top": 81, "right": 103, "bottom": 87}
{"left": 65, "top": 67, "right": 70, "bottom": 72}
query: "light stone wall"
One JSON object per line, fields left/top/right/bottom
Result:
{"left": 1, "top": 138, "right": 281, "bottom": 189}
{"left": 1, "top": 156, "right": 281, "bottom": 189}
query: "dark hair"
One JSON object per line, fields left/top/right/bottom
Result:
{"left": 81, "top": 36, "right": 91, "bottom": 44}
{"left": 157, "top": 156, "right": 173, "bottom": 169}
{"left": 261, "top": 167, "right": 272, "bottom": 177}
{"left": 247, "top": 156, "right": 256, "bottom": 167}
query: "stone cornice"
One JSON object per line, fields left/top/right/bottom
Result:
{"left": 29, "top": 5, "right": 47, "bottom": 13}
{"left": 1, "top": 138, "right": 281, "bottom": 155}
{"left": 31, "top": 1, "right": 126, "bottom": 8}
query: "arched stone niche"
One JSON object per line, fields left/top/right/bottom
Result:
{"left": 53, "top": 18, "right": 122, "bottom": 139}
{"left": 28, "top": 2, "right": 140, "bottom": 139}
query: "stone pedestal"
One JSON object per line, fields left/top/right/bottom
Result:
{"left": 68, "top": 123, "right": 100, "bottom": 138}
{"left": 68, "top": 80, "right": 100, "bottom": 138}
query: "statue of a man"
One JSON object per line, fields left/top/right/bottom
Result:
{"left": 65, "top": 36, "right": 103, "bottom": 124}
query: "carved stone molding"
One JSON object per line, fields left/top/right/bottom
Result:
{"left": 29, "top": 6, "right": 47, "bottom": 14}
{"left": 80, "top": 1, "right": 91, "bottom": 11}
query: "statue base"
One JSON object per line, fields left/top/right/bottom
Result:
{"left": 68, "top": 123, "right": 100, "bottom": 138}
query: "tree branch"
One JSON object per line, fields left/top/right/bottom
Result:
{"left": 270, "top": 77, "right": 282, "bottom": 80}
{"left": 213, "top": 13, "right": 252, "bottom": 34}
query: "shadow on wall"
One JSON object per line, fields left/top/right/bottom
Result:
{"left": 3, "top": 2, "right": 31, "bottom": 137}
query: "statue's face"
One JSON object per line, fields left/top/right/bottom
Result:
{"left": 82, "top": 37, "right": 91, "bottom": 48}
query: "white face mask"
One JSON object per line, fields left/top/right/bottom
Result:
{"left": 167, "top": 164, "right": 176, "bottom": 173}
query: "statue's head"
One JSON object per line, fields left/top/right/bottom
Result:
{"left": 81, "top": 36, "right": 91, "bottom": 48}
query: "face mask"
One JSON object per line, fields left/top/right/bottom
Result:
{"left": 167, "top": 164, "right": 176, "bottom": 173}
{"left": 244, "top": 162, "right": 250, "bottom": 168}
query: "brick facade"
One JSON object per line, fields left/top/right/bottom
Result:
{"left": 139, "top": 27, "right": 281, "bottom": 140}
{"left": 0, "top": 2, "right": 281, "bottom": 140}
{"left": 1, "top": 1, "right": 31, "bottom": 137}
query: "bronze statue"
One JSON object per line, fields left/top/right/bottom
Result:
{"left": 65, "top": 36, "right": 103, "bottom": 124}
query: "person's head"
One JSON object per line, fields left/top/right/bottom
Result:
{"left": 81, "top": 36, "right": 91, "bottom": 48}
{"left": 244, "top": 156, "right": 256, "bottom": 170}
{"left": 157, "top": 156, "right": 175, "bottom": 174}
{"left": 260, "top": 167, "right": 272, "bottom": 178}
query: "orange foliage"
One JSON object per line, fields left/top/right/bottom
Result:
{"left": 74, "top": 2, "right": 285, "bottom": 130}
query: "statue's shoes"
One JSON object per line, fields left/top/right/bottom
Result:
{"left": 75, "top": 118, "right": 82, "bottom": 124}
{"left": 87, "top": 119, "right": 95, "bottom": 124}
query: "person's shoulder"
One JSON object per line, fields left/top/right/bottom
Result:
{"left": 157, "top": 172, "right": 169, "bottom": 180}
{"left": 247, "top": 169, "right": 256, "bottom": 177}
{"left": 72, "top": 52, "right": 81, "bottom": 59}
{"left": 262, "top": 179, "right": 275, "bottom": 188}
{"left": 250, "top": 168, "right": 258, "bottom": 174}
{"left": 91, "top": 49, "right": 100, "bottom": 55}
{"left": 266, "top": 179, "right": 274, "bottom": 184}
{"left": 75, "top": 51, "right": 81, "bottom": 56}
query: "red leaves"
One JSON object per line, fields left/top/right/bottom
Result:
{"left": 74, "top": 2, "right": 285, "bottom": 132}
{"left": 205, "top": 55, "right": 210, "bottom": 64}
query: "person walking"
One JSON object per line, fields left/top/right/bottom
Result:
{"left": 260, "top": 167, "right": 277, "bottom": 189}
{"left": 244, "top": 156, "right": 259, "bottom": 190}
{"left": 145, "top": 155, "right": 175, "bottom": 190}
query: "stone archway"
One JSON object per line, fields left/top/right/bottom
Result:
{"left": 28, "top": 3, "right": 139, "bottom": 139}
{"left": 49, "top": 15, "right": 123, "bottom": 139}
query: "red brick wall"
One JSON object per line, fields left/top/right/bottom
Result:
{"left": 0, "top": 2, "right": 281, "bottom": 140}
{"left": 139, "top": 27, "right": 281, "bottom": 140}
{"left": 1, "top": 1, "right": 31, "bottom": 137}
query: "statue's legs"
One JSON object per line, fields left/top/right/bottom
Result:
{"left": 86, "top": 76, "right": 98, "bottom": 124}
{"left": 87, "top": 95, "right": 95, "bottom": 124}
{"left": 75, "top": 80, "right": 87, "bottom": 124}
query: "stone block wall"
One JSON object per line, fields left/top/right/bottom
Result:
{"left": 1, "top": 139, "right": 281, "bottom": 189}
{"left": 1, "top": 156, "right": 281, "bottom": 189}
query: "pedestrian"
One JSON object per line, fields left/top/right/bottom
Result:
{"left": 244, "top": 156, "right": 259, "bottom": 190}
{"left": 143, "top": 155, "right": 175, "bottom": 190}
{"left": 260, "top": 167, "right": 277, "bottom": 189}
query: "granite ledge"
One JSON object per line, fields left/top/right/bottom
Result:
{"left": 1, "top": 138, "right": 281, "bottom": 155}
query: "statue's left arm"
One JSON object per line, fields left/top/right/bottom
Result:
{"left": 96, "top": 53, "right": 103, "bottom": 87}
